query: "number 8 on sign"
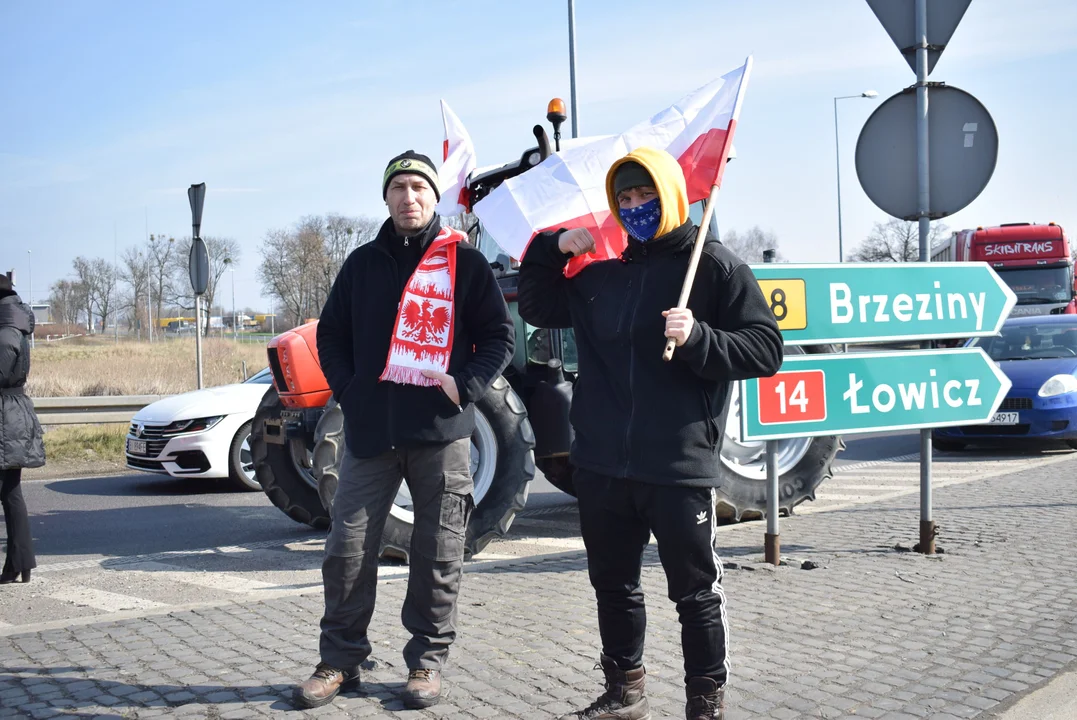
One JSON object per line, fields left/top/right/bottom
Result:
{"left": 757, "top": 370, "right": 827, "bottom": 425}
{"left": 756, "top": 279, "right": 807, "bottom": 331}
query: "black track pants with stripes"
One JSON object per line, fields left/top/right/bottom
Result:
{"left": 575, "top": 470, "right": 729, "bottom": 685}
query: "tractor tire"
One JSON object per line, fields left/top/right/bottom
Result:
{"left": 250, "top": 387, "right": 330, "bottom": 530}
{"left": 537, "top": 456, "right": 576, "bottom": 497}
{"left": 715, "top": 344, "right": 844, "bottom": 521}
{"left": 313, "top": 376, "right": 536, "bottom": 560}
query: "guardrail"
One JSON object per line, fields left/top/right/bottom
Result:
{"left": 31, "top": 396, "right": 168, "bottom": 425}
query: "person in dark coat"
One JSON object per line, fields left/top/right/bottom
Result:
{"left": 0, "top": 271, "right": 44, "bottom": 584}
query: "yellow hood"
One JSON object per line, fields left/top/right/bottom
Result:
{"left": 605, "top": 147, "right": 689, "bottom": 239}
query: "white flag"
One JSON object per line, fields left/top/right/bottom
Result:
{"left": 435, "top": 100, "right": 477, "bottom": 217}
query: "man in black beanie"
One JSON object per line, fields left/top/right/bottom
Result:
{"left": 293, "top": 152, "right": 514, "bottom": 710}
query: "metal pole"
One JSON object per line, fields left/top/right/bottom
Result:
{"left": 148, "top": 287, "right": 153, "bottom": 343}
{"left": 27, "top": 250, "right": 33, "bottom": 349}
{"left": 113, "top": 224, "right": 118, "bottom": 344}
{"left": 231, "top": 269, "right": 236, "bottom": 342}
{"left": 567, "top": 0, "right": 579, "bottom": 138}
{"left": 195, "top": 294, "right": 204, "bottom": 389}
{"left": 834, "top": 98, "right": 843, "bottom": 264}
{"left": 762, "top": 249, "right": 780, "bottom": 565}
{"left": 915, "top": 0, "right": 935, "bottom": 555}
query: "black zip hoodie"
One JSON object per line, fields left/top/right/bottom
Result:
{"left": 518, "top": 220, "right": 783, "bottom": 487}
{"left": 316, "top": 216, "right": 514, "bottom": 459}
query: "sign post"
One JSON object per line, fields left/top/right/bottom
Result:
{"left": 743, "top": 260, "right": 1014, "bottom": 560}
{"left": 762, "top": 249, "right": 780, "bottom": 566}
{"left": 188, "top": 183, "right": 208, "bottom": 390}
{"left": 858, "top": 0, "right": 989, "bottom": 554}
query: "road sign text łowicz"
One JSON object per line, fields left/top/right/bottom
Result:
{"left": 740, "top": 349, "right": 1010, "bottom": 441}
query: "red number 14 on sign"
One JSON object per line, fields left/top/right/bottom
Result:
{"left": 757, "top": 370, "right": 827, "bottom": 425}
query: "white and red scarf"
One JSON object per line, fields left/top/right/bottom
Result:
{"left": 380, "top": 227, "right": 466, "bottom": 386}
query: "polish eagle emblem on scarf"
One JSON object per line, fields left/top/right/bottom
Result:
{"left": 380, "top": 227, "right": 465, "bottom": 386}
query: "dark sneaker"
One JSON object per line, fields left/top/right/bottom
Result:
{"left": 293, "top": 662, "right": 358, "bottom": 709}
{"left": 559, "top": 655, "right": 650, "bottom": 720}
{"left": 685, "top": 677, "right": 726, "bottom": 720}
{"left": 403, "top": 668, "right": 442, "bottom": 709}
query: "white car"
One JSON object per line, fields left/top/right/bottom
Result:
{"left": 125, "top": 368, "right": 274, "bottom": 491}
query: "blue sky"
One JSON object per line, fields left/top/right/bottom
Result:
{"left": 2, "top": 0, "right": 1075, "bottom": 309}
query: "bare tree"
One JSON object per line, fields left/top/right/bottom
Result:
{"left": 258, "top": 214, "right": 381, "bottom": 328}
{"left": 70, "top": 257, "right": 119, "bottom": 333}
{"left": 90, "top": 258, "right": 120, "bottom": 334}
{"left": 320, "top": 214, "right": 379, "bottom": 300}
{"left": 258, "top": 226, "right": 335, "bottom": 327}
{"left": 721, "top": 226, "right": 782, "bottom": 262}
{"left": 146, "top": 234, "right": 177, "bottom": 333}
{"left": 165, "top": 236, "right": 241, "bottom": 334}
{"left": 48, "top": 279, "right": 83, "bottom": 327}
{"left": 71, "top": 258, "right": 96, "bottom": 331}
{"left": 120, "top": 247, "right": 152, "bottom": 336}
{"left": 849, "top": 218, "right": 949, "bottom": 263}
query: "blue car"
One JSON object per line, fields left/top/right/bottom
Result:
{"left": 934, "top": 315, "right": 1077, "bottom": 451}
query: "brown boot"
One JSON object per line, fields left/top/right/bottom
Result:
{"left": 403, "top": 668, "right": 442, "bottom": 709}
{"left": 559, "top": 655, "right": 650, "bottom": 719}
{"left": 685, "top": 677, "right": 726, "bottom": 720}
{"left": 293, "top": 663, "right": 358, "bottom": 709}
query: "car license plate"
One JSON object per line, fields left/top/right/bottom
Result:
{"left": 127, "top": 438, "right": 148, "bottom": 455}
{"left": 988, "top": 412, "right": 1020, "bottom": 425}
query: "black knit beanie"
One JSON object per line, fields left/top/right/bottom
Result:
{"left": 613, "top": 161, "right": 655, "bottom": 194}
{"left": 383, "top": 150, "right": 441, "bottom": 201}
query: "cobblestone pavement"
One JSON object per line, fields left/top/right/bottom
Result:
{"left": 2, "top": 454, "right": 1077, "bottom": 719}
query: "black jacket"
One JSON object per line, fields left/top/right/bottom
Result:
{"left": 0, "top": 295, "right": 45, "bottom": 470}
{"left": 317, "top": 217, "right": 515, "bottom": 458}
{"left": 518, "top": 223, "right": 782, "bottom": 487}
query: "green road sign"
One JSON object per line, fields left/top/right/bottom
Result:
{"left": 749, "top": 263, "right": 1016, "bottom": 346}
{"left": 740, "top": 348, "right": 1011, "bottom": 441}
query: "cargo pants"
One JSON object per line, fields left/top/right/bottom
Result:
{"left": 319, "top": 438, "right": 473, "bottom": 673}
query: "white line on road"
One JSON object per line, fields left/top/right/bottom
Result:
{"left": 41, "top": 578, "right": 168, "bottom": 613}
{"left": 119, "top": 562, "right": 281, "bottom": 593}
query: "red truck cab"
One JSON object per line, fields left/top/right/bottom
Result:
{"left": 938, "top": 223, "right": 1075, "bottom": 317}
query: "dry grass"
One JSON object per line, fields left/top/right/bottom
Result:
{"left": 27, "top": 337, "right": 270, "bottom": 397}
{"left": 43, "top": 423, "right": 128, "bottom": 463}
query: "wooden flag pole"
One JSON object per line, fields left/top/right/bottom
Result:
{"left": 663, "top": 183, "right": 722, "bottom": 362}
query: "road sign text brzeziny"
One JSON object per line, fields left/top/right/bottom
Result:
{"left": 749, "top": 263, "right": 1016, "bottom": 346}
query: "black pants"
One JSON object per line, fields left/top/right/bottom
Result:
{"left": 319, "top": 439, "right": 473, "bottom": 673}
{"left": 1, "top": 468, "right": 36, "bottom": 575}
{"left": 575, "top": 470, "right": 728, "bottom": 685}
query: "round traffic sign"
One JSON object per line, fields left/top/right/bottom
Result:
{"left": 189, "top": 237, "right": 209, "bottom": 296}
{"left": 855, "top": 85, "right": 998, "bottom": 220}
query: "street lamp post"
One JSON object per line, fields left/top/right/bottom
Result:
{"left": 229, "top": 266, "right": 236, "bottom": 341}
{"left": 27, "top": 250, "right": 33, "bottom": 349}
{"left": 567, "top": 0, "right": 579, "bottom": 138}
{"left": 834, "top": 91, "right": 879, "bottom": 263}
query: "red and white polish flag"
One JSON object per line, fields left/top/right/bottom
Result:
{"left": 472, "top": 57, "right": 752, "bottom": 277}
{"left": 435, "top": 100, "right": 477, "bottom": 217}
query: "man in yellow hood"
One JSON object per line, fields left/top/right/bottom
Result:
{"left": 519, "top": 147, "right": 783, "bottom": 720}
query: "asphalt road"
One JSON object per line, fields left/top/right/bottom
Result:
{"left": 10, "top": 460, "right": 575, "bottom": 565}
{"left": 3, "top": 430, "right": 1071, "bottom": 632}
{"left": 10, "top": 432, "right": 914, "bottom": 566}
